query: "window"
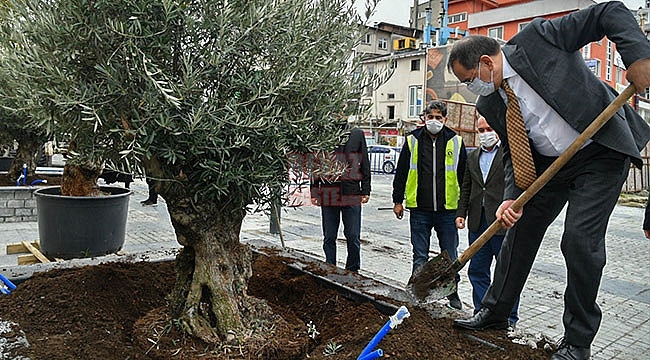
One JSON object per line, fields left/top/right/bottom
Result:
{"left": 586, "top": 59, "right": 601, "bottom": 77}
{"left": 364, "top": 33, "right": 371, "bottom": 44}
{"left": 378, "top": 38, "right": 388, "bottom": 50}
{"left": 408, "top": 86, "right": 423, "bottom": 118}
{"left": 448, "top": 12, "right": 466, "bottom": 24}
{"left": 364, "top": 65, "right": 374, "bottom": 96}
{"left": 518, "top": 22, "right": 529, "bottom": 32}
{"left": 389, "top": 59, "right": 397, "bottom": 70}
{"left": 488, "top": 26, "right": 503, "bottom": 40}
{"left": 606, "top": 40, "right": 612, "bottom": 81}
{"left": 387, "top": 106, "right": 395, "bottom": 120}
{"left": 387, "top": 93, "right": 395, "bottom": 100}
{"left": 582, "top": 44, "right": 591, "bottom": 59}
{"left": 411, "top": 59, "right": 420, "bottom": 71}
{"left": 616, "top": 67, "right": 623, "bottom": 84}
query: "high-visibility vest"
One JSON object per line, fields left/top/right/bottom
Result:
{"left": 404, "top": 134, "right": 462, "bottom": 210}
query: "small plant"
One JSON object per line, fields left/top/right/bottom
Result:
{"left": 323, "top": 341, "right": 344, "bottom": 356}
{"left": 306, "top": 321, "right": 320, "bottom": 340}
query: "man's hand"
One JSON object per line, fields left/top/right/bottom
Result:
{"left": 626, "top": 58, "right": 650, "bottom": 93}
{"left": 496, "top": 199, "right": 522, "bottom": 228}
{"left": 393, "top": 203, "right": 404, "bottom": 219}
{"left": 645, "top": 229, "right": 650, "bottom": 239}
{"left": 455, "top": 217, "right": 465, "bottom": 229}
{"left": 311, "top": 197, "right": 320, "bottom": 206}
{"left": 361, "top": 195, "right": 370, "bottom": 204}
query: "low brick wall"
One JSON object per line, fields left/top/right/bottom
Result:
{"left": 0, "top": 186, "right": 37, "bottom": 222}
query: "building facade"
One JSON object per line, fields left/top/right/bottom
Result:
{"left": 357, "top": 0, "right": 649, "bottom": 148}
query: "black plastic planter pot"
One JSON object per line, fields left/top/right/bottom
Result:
{"left": 0, "top": 157, "right": 13, "bottom": 172}
{"left": 34, "top": 186, "right": 132, "bottom": 259}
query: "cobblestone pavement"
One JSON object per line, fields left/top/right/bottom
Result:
{"left": 0, "top": 176, "right": 648, "bottom": 359}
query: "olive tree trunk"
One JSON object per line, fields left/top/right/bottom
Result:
{"left": 166, "top": 197, "right": 269, "bottom": 343}
{"left": 6, "top": 137, "right": 40, "bottom": 183}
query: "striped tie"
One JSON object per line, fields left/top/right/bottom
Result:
{"left": 501, "top": 80, "right": 536, "bottom": 189}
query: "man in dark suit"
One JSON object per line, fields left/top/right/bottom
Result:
{"left": 455, "top": 116, "right": 518, "bottom": 328}
{"left": 310, "top": 121, "right": 371, "bottom": 272}
{"left": 446, "top": 2, "right": 650, "bottom": 359}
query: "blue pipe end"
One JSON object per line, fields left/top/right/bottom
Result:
{"left": 358, "top": 349, "right": 383, "bottom": 360}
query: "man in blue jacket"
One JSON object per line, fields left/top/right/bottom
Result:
{"left": 392, "top": 100, "right": 467, "bottom": 310}
{"left": 447, "top": 2, "right": 650, "bottom": 359}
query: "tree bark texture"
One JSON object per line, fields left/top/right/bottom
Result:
{"left": 60, "top": 164, "right": 102, "bottom": 197}
{"left": 166, "top": 197, "right": 270, "bottom": 343}
{"left": 6, "top": 137, "right": 40, "bottom": 183}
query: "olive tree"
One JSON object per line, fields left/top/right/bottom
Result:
{"left": 4, "top": 0, "right": 373, "bottom": 343}
{"left": 0, "top": 3, "right": 49, "bottom": 181}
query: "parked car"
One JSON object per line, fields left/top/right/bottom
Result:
{"left": 368, "top": 145, "right": 398, "bottom": 173}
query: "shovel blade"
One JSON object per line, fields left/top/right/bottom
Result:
{"left": 406, "top": 251, "right": 456, "bottom": 304}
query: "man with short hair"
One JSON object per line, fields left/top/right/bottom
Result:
{"left": 455, "top": 116, "right": 518, "bottom": 328}
{"left": 392, "top": 100, "right": 467, "bottom": 310}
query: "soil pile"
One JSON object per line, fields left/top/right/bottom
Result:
{"left": 0, "top": 254, "right": 553, "bottom": 359}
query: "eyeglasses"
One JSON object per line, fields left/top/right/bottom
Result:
{"left": 461, "top": 64, "right": 481, "bottom": 85}
{"left": 424, "top": 114, "right": 444, "bottom": 120}
{"left": 461, "top": 78, "right": 474, "bottom": 86}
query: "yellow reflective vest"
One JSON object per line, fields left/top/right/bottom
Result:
{"left": 404, "top": 133, "right": 463, "bottom": 210}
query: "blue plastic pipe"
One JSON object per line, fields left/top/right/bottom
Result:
{"left": 16, "top": 163, "right": 27, "bottom": 185}
{"left": 358, "top": 349, "right": 383, "bottom": 360}
{"left": 30, "top": 179, "right": 47, "bottom": 186}
{"left": 357, "top": 306, "right": 410, "bottom": 360}
{"left": 0, "top": 274, "right": 16, "bottom": 295}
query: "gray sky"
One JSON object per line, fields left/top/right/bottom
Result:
{"left": 354, "top": 0, "right": 645, "bottom": 28}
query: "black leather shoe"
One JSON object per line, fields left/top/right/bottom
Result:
{"left": 551, "top": 339, "right": 590, "bottom": 360}
{"left": 447, "top": 292, "right": 462, "bottom": 310}
{"left": 141, "top": 199, "right": 157, "bottom": 206}
{"left": 453, "top": 308, "right": 508, "bottom": 330}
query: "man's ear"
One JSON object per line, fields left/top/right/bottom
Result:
{"left": 479, "top": 54, "right": 493, "bottom": 70}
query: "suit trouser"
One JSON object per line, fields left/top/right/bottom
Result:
{"left": 146, "top": 178, "right": 158, "bottom": 202}
{"left": 482, "top": 143, "right": 629, "bottom": 348}
{"left": 468, "top": 209, "right": 519, "bottom": 324}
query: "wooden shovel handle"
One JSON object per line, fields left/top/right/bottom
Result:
{"left": 457, "top": 84, "right": 637, "bottom": 267}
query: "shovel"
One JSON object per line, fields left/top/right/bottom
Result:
{"left": 407, "top": 84, "right": 637, "bottom": 303}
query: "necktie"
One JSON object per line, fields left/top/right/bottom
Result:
{"left": 501, "top": 80, "right": 536, "bottom": 189}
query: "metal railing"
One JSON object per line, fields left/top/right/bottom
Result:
{"left": 623, "top": 145, "right": 650, "bottom": 193}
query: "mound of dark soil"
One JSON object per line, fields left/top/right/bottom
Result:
{"left": 0, "top": 254, "right": 553, "bottom": 359}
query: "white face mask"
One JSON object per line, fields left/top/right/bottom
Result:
{"left": 425, "top": 119, "right": 444, "bottom": 134}
{"left": 466, "top": 62, "right": 495, "bottom": 97}
{"left": 478, "top": 131, "right": 499, "bottom": 148}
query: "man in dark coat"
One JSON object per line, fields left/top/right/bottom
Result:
{"left": 455, "top": 116, "right": 518, "bottom": 327}
{"left": 310, "top": 122, "right": 371, "bottom": 272}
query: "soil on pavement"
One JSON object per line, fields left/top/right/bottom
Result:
{"left": 0, "top": 253, "right": 554, "bottom": 359}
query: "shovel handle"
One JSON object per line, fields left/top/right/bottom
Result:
{"left": 456, "top": 84, "right": 637, "bottom": 267}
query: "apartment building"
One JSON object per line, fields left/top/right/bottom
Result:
{"left": 358, "top": 0, "right": 649, "bottom": 148}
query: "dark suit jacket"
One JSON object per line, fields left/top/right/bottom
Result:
{"left": 456, "top": 145, "right": 506, "bottom": 235}
{"left": 476, "top": 1, "right": 650, "bottom": 199}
